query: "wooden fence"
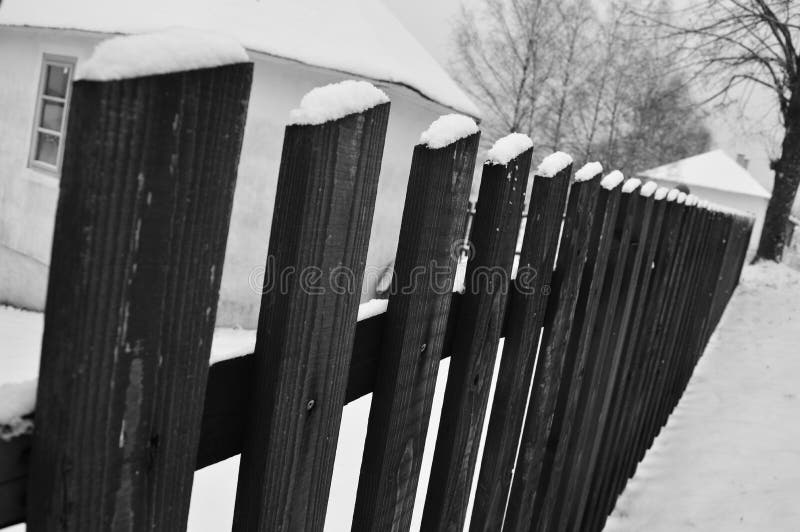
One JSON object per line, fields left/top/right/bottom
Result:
{"left": 0, "top": 62, "right": 753, "bottom": 532}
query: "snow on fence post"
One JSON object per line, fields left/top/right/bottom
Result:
{"left": 421, "top": 134, "right": 533, "bottom": 532}
{"left": 469, "top": 153, "right": 573, "bottom": 532}
{"left": 230, "top": 81, "right": 390, "bottom": 532}
{"left": 352, "top": 115, "right": 480, "bottom": 532}
{"left": 26, "top": 31, "right": 253, "bottom": 532}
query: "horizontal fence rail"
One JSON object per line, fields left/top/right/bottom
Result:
{"left": 0, "top": 51, "right": 754, "bottom": 531}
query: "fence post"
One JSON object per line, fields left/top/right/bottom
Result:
{"left": 353, "top": 117, "right": 480, "bottom": 532}
{"left": 232, "top": 83, "right": 390, "bottom": 531}
{"left": 422, "top": 135, "right": 533, "bottom": 531}
{"left": 499, "top": 163, "right": 603, "bottom": 531}
{"left": 469, "top": 153, "right": 572, "bottom": 532}
{"left": 26, "top": 42, "right": 253, "bottom": 531}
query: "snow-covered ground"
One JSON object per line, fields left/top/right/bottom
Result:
{"left": 606, "top": 261, "right": 800, "bottom": 531}
{"left": 2, "top": 261, "right": 798, "bottom": 531}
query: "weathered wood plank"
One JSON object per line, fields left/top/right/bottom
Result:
{"left": 469, "top": 161, "right": 572, "bottom": 532}
{"left": 505, "top": 176, "right": 621, "bottom": 532}
{"left": 232, "top": 101, "right": 390, "bottom": 531}
{"left": 500, "top": 167, "right": 603, "bottom": 531}
{"left": 548, "top": 188, "right": 671, "bottom": 532}
{"left": 352, "top": 131, "right": 480, "bottom": 532}
{"left": 578, "top": 186, "right": 667, "bottom": 532}
{"left": 421, "top": 145, "right": 532, "bottom": 532}
{"left": 26, "top": 63, "right": 253, "bottom": 531}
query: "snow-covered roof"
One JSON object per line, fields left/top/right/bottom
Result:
{"left": 638, "top": 150, "right": 770, "bottom": 199}
{"left": 0, "top": 0, "right": 481, "bottom": 118}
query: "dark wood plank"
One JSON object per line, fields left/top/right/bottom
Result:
{"left": 26, "top": 63, "right": 253, "bottom": 531}
{"left": 232, "top": 101, "right": 390, "bottom": 531}
{"left": 352, "top": 131, "right": 480, "bottom": 532}
{"left": 500, "top": 167, "right": 603, "bottom": 531}
{"left": 545, "top": 188, "right": 663, "bottom": 532}
{"left": 504, "top": 176, "right": 621, "bottom": 532}
{"left": 469, "top": 161, "right": 572, "bottom": 532}
{"left": 421, "top": 144, "right": 533, "bottom": 532}
{"left": 587, "top": 194, "right": 669, "bottom": 529}
{"left": 578, "top": 187, "right": 668, "bottom": 532}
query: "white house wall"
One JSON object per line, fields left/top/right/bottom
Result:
{"left": 0, "top": 28, "right": 97, "bottom": 310}
{"left": 0, "top": 28, "right": 463, "bottom": 327}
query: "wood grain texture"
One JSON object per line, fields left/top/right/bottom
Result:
{"left": 544, "top": 189, "right": 655, "bottom": 532}
{"left": 469, "top": 165, "right": 572, "bottom": 532}
{"left": 532, "top": 183, "right": 628, "bottom": 532}
{"left": 352, "top": 133, "right": 480, "bottom": 532}
{"left": 586, "top": 201, "right": 699, "bottom": 532}
{"left": 578, "top": 190, "right": 665, "bottom": 532}
{"left": 590, "top": 195, "right": 668, "bottom": 529}
{"left": 498, "top": 171, "right": 602, "bottom": 531}
{"left": 232, "top": 103, "right": 390, "bottom": 532}
{"left": 26, "top": 63, "right": 253, "bottom": 532}
{"left": 421, "top": 148, "right": 532, "bottom": 532}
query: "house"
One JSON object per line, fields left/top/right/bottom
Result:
{"left": 637, "top": 150, "right": 771, "bottom": 252}
{"left": 0, "top": 0, "right": 481, "bottom": 328}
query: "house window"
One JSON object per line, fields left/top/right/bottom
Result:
{"left": 29, "top": 54, "right": 75, "bottom": 175}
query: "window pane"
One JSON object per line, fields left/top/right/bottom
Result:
{"left": 40, "top": 101, "right": 64, "bottom": 131}
{"left": 35, "top": 132, "right": 59, "bottom": 166}
{"left": 44, "top": 64, "right": 70, "bottom": 98}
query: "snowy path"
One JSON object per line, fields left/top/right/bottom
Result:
{"left": 605, "top": 262, "right": 800, "bottom": 531}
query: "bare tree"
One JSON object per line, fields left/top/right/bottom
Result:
{"left": 646, "top": 0, "right": 800, "bottom": 261}
{"left": 452, "top": 0, "right": 710, "bottom": 176}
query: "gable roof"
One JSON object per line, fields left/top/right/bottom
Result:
{"left": 0, "top": 0, "right": 481, "bottom": 118}
{"left": 638, "top": 149, "right": 771, "bottom": 199}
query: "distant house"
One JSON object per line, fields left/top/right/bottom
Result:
{"left": 0, "top": 0, "right": 481, "bottom": 327}
{"left": 638, "top": 150, "right": 771, "bottom": 252}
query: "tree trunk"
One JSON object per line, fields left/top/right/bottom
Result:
{"left": 756, "top": 91, "right": 800, "bottom": 262}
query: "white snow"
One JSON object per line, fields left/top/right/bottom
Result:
{"left": 621, "top": 178, "right": 642, "bottom": 194}
{"left": 288, "top": 80, "right": 389, "bottom": 126}
{"left": 677, "top": 192, "right": 688, "bottom": 204}
{"left": 357, "top": 299, "right": 389, "bottom": 321}
{"left": 575, "top": 162, "right": 603, "bottom": 182}
{"left": 486, "top": 133, "right": 533, "bottom": 166}
{"left": 75, "top": 28, "right": 249, "bottom": 81}
{"left": 639, "top": 181, "right": 658, "bottom": 197}
{"left": 0, "top": 307, "right": 41, "bottom": 440}
{"left": 654, "top": 187, "right": 669, "bottom": 201}
{"left": 0, "top": 298, "right": 392, "bottom": 436}
{"left": 686, "top": 194, "right": 699, "bottom": 207}
{"left": 0, "top": 0, "right": 480, "bottom": 117}
{"left": 606, "top": 262, "right": 800, "bottom": 532}
{"left": 666, "top": 189, "right": 680, "bottom": 202}
{"left": 601, "top": 170, "right": 625, "bottom": 190}
{"left": 419, "top": 114, "right": 479, "bottom": 149}
{"left": 536, "top": 151, "right": 574, "bottom": 178}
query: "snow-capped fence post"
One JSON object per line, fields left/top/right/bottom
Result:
{"left": 421, "top": 135, "right": 533, "bottom": 532}
{"left": 231, "top": 82, "right": 390, "bottom": 532}
{"left": 352, "top": 116, "right": 480, "bottom": 532}
{"left": 499, "top": 164, "right": 604, "bottom": 531}
{"left": 25, "top": 34, "right": 253, "bottom": 531}
{"left": 469, "top": 154, "right": 573, "bottom": 532}
{"left": 544, "top": 182, "right": 666, "bottom": 532}
{"left": 559, "top": 188, "right": 680, "bottom": 532}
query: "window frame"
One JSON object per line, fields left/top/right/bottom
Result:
{"left": 28, "top": 53, "right": 77, "bottom": 177}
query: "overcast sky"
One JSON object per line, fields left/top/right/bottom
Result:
{"left": 382, "top": 0, "right": 780, "bottom": 191}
